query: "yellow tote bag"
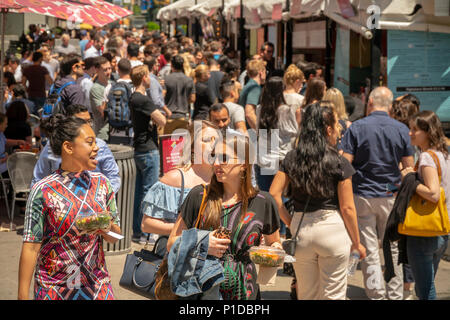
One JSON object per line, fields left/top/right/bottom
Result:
{"left": 398, "top": 151, "right": 450, "bottom": 237}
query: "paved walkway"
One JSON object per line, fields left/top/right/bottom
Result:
{"left": 1, "top": 203, "right": 449, "bottom": 300}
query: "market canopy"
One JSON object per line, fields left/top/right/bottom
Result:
{"left": 160, "top": 0, "right": 450, "bottom": 35}
{"left": 157, "top": 0, "right": 209, "bottom": 21}
{"left": 3, "top": 0, "right": 132, "bottom": 27}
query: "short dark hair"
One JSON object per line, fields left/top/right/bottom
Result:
{"left": 299, "top": 62, "right": 317, "bottom": 80}
{"left": 64, "top": 104, "right": 88, "bottom": 117}
{"left": 163, "top": 48, "right": 173, "bottom": 62}
{"left": 32, "top": 51, "right": 43, "bottom": 62}
{"left": 102, "top": 52, "right": 113, "bottom": 63}
{"left": 60, "top": 53, "right": 82, "bottom": 76}
{"left": 83, "top": 56, "right": 97, "bottom": 70}
{"left": 127, "top": 43, "right": 140, "bottom": 58}
{"left": 94, "top": 56, "right": 109, "bottom": 68}
{"left": 12, "top": 84, "right": 27, "bottom": 98}
{"left": 220, "top": 77, "right": 236, "bottom": 99}
{"left": 261, "top": 41, "right": 274, "bottom": 51}
{"left": 143, "top": 56, "right": 157, "bottom": 71}
{"left": 209, "top": 103, "right": 229, "bottom": 116}
{"left": 118, "top": 58, "right": 132, "bottom": 74}
{"left": 171, "top": 55, "right": 185, "bottom": 71}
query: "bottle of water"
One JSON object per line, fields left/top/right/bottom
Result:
{"left": 348, "top": 250, "right": 360, "bottom": 276}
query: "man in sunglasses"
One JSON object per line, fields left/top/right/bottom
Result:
{"left": 31, "top": 104, "right": 121, "bottom": 193}
{"left": 51, "top": 53, "right": 86, "bottom": 111}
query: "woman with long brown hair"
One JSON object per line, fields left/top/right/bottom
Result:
{"left": 302, "top": 78, "right": 326, "bottom": 107}
{"left": 168, "top": 133, "right": 282, "bottom": 300}
{"left": 401, "top": 110, "right": 449, "bottom": 300}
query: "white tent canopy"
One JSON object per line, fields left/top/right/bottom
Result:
{"left": 159, "top": 0, "right": 450, "bottom": 34}
{"left": 157, "top": 0, "right": 209, "bottom": 21}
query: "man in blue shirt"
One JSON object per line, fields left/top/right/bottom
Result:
{"left": 341, "top": 86, "right": 415, "bottom": 300}
{"left": 31, "top": 104, "right": 121, "bottom": 193}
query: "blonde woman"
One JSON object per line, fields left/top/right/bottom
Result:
{"left": 193, "top": 64, "right": 214, "bottom": 120}
{"left": 141, "top": 120, "right": 219, "bottom": 237}
{"left": 283, "top": 64, "right": 305, "bottom": 126}
{"left": 180, "top": 52, "right": 195, "bottom": 79}
{"left": 324, "top": 88, "right": 351, "bottom": 130}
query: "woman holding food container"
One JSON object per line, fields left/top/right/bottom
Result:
{"left": 18, "top": 114, "right": 121, "bottom": 300}
{"left": 168, "top": 133, "right": 282, "bottom": 300}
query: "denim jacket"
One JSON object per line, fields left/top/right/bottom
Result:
{"left": 168, "top": 229, "right": 224, "bottom": 299}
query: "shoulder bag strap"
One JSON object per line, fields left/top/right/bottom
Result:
{"left": 292, "top": 195, "right": 311, "bottom": 241}
{"left": 426, "top": 150, "right": 442, "bottom": 183}
{"left": 176, "top": 168, "right": 185, "bottom": 212}
{"left": 56, "top": 81, "right": 76, "bottom": 95}
{"left": 194, "top": 184, "right": 208, "bottom": 229}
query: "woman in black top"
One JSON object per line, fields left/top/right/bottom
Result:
{"left": 193, "top": 64, "right": 214, "bottom": 120}
{"left": 270, "top": 103, "right": 366, "bottom": 300}
{"left": 168, "top": 134, "right": 282, "bottom": 300}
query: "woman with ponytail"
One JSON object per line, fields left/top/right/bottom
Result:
{"left": 18, "top": 114, "right": 121, "bottom": 300}
{"left": 168, "top": 133, "right": 282, "bottom": 300}
{"left": 270, "top": 103, "right": 366, "bottom": 300}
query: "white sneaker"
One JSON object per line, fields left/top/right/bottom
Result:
{"left": 403, "top": 290, "right": 414, "bottom": 300}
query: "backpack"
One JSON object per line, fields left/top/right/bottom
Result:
{"left": 106, "top": 81, "right": 132, "bottom": 129}
{"left": 42, "top": 81, "right": 76, "bottom": 118}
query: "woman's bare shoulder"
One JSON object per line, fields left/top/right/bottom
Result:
{"left": 159, "top": 168, "right": 184, "bottom": 188}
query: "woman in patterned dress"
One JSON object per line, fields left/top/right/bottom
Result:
{"left": 18, "top": 114, "right": 121, "bottom": 300}
{"left": 168, "top": 133, "right": 282, "bottom": 300}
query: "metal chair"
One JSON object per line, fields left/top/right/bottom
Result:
{"left": 7, "top": 152, "right": 38, "bottom": 231}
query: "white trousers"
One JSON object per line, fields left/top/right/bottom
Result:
{"left": 291, "top": 209, "right": 351, "bottom": 300}
{"left": 354, "top": 195, "right": 403, "bottom": 300}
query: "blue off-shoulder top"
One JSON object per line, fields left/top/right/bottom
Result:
{"left": 141, "top": 180, "right": 192, "bottom": 222}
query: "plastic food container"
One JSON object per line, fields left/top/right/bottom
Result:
{"left": 249, "top": 246, "right": 286, "bottom": 267}
{"left": 75, "top": 211, "right": 111, "bottom": 232}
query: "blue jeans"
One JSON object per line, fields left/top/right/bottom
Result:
{"left": 133, "top": 149, "right": 160, "bottom": 236}
{"left": 406, "top": 235, "right": 448, "bottom": 300}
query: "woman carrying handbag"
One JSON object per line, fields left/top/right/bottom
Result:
{"left": 400, "top": 111, "right": 449, "bottom": 300}
{"left": 168, "top": 134, "right": 282, "bottom": 300}
{"left": 270, "top": 103, "right": 366, "bottom": 300}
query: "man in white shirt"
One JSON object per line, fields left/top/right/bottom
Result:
{"left": 84, "top": 34, "right": 104, "bottom": 59}
{"left": 220, "top": 78, "right": 247, "bottom": 134}
{"left": 127, "top": 43, "right": 143, "bottom": 68}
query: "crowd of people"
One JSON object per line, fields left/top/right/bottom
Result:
{"left": 0, "top": 23, "right": 447, "bottom": 301}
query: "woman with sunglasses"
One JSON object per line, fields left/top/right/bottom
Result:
{"left": 168, "top": 134, "right": 282, "bottom": 300}
{"left": 18, "top": 114, "right": 121, "bottom": 300}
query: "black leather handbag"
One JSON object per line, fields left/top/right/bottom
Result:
{"left": 119, "top": 235, "right": 168, "bottom": 299}
{"left": 119, "top": 169, "right": 185, "bottom": 299}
